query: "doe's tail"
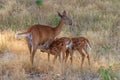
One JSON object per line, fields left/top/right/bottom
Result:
{"left": 15, "top": 31, "right": 30, "bottom": 38}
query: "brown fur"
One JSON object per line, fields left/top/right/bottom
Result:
{"left": 66, "top": 37, "right": 91, "bottom": 68}
{"left": 40, "top": 36, "right": 91, "bottom": 68}
{"left": 40, "top": 37, "right": 72, "bottom": 63}
{"left": 15, "top": 11, "right": 72, "bottom": 65}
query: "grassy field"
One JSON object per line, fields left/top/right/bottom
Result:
{"left": 0, "top": 0, "right": 120, "bottom": 80}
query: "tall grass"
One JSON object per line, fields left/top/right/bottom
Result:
{"left": 0, "top": 0, "right": 120, "bottom": 80}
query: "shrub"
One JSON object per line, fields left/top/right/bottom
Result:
{"left": 52, "top": 15, "right": 59, "bottom": 25}
{"left": 35, "top": 0, "right": 42, "bottom": 6}
{"left": 97, "top": 66, "right": 117, "bottom": 80}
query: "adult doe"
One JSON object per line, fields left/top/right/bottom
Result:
{"left": 15, "top": 11, "right": 73, "bottom": 65}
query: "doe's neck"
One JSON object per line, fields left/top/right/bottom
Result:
{"left": 54, "top": 19, "right": 64, "bottom": 36}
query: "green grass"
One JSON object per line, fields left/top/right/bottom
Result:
{"left": 35, "top": 0, "right": 42, "bottom": 6}
{"left": 98, "top": 66, "right": 117, "bottom": 80}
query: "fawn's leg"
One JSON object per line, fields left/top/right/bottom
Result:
{"left": 78, "top": 48, "right": 85, "bottom": 68}
{"left": 84, "top": 48, "right": 90, "bottom": 66}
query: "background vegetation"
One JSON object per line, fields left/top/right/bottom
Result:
{"left": 0, "top": 0, "right": 120, "bottom": 80}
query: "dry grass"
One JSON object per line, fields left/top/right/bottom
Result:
{"left": 0, "top": 0, "right": 120, "bottom": 80}
{"left": 0, "top": 30, "right": 119, "bottom": 80}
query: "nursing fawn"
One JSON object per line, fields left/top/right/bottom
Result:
{"left": 40, "top": 37, "right": 72, "bottom": 63}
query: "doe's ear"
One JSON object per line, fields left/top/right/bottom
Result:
{"left": 57, "top": 12, "right": 62, "bottom": 17}
{"left": 63, "top": 10, "right": 66, "bottom": 15}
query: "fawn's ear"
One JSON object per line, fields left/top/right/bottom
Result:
{"left": 63, "top": 10, "right": 66, "bottom": 15}
{"left": 57, "top": 12, "right": 62, "bottom": 18}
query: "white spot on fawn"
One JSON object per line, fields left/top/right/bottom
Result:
{"left": 66, "top": 41, "right": 73, "bottom": 49}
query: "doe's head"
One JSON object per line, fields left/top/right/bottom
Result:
{"left": 58, "top": 10, "right": 74, "bottom": 32}
{"left": 57, "top": 10, "right": 72, "bottom": 26}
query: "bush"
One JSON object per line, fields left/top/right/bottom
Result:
{"left": 35, "top": 0, "right": 42, "bottom": 6}
{"left": 97, "top": 66, "right": 117, "bottom": 80}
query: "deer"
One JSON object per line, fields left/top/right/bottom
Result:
{"left": 40, "top": 36, "right": 91, "bottom": 68}
{"left": 65, "top": 37, "right": 91, "bottom": 68}
{"left": 15, "top": 11, "right": 73, "bottom": 65}
{"left": 39, "top": 37, "right": 72, "bottom": 63}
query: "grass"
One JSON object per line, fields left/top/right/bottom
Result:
{"left": 0, "top": 30, "right": 119, "bottom": 80}
{"left": 0, "top": 0, "right": 120, "bottom": 80}
{"left": 35, "top": 0, "right": 42, "bottom": 6}
{"left": 97, "top": 66, "right": 117, "bottom": 80}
